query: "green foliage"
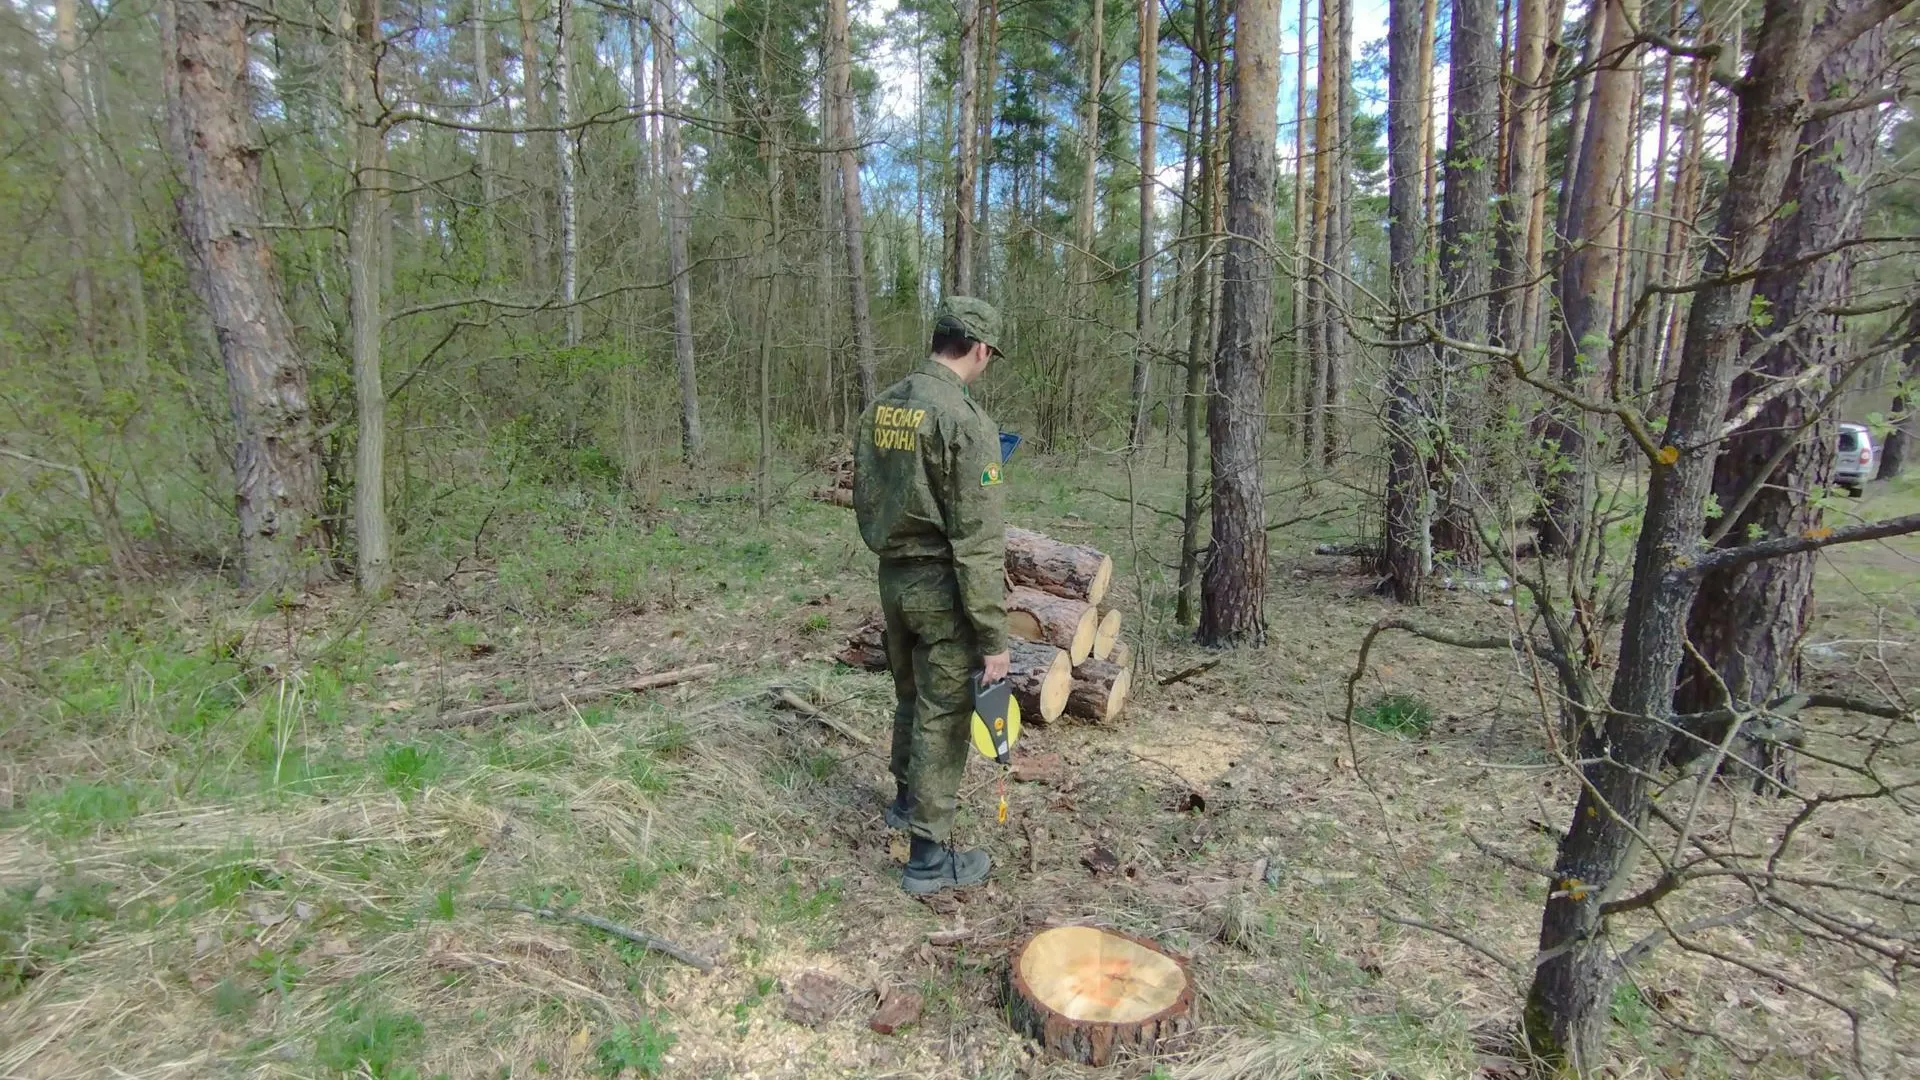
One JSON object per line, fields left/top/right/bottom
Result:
{"left": 0, "top": 878, "right": 117, "bottom": 999}
{"left": 1355, "top": 694, "right": 1435, "bottom": 738}
{"left": 378, "top": 743, "right": 442, "bottom": 795}
{"left": 21, "top": 780, "right": 146, "bottom": 839}
{"left": 594, "top": 1016, "right": 676, "bottom": 1078}
{"left": 314, "top": 1001, "right": 427, "bottom": 1079}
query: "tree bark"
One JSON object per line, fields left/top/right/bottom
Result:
{"left": 1672, "top": 19, "right": 1887, "bottom": 767}
{"left": 54, "top": 0, "right": 96, "bottom": 353}
{"left": 1064, "top": 657, "right": 1131, "bottom": 721}
{"left": 951, "top": 0, "right": 979, "bottom": 295}
{"left": 1416, "top": 0, "right": 1439, "bottom": 233}
{"left": 475, "top": 0, "right": 500, "bottom": 281}
{"left": 627, "top": 2, "right": 650, "bottom": 254}
{"left": 826, "top": 0, "right": 877, "bottom": 406}
{"left": 1197, "top": 0, "right": 1280, "bottom": 646}
{"left": 1537, "top": 0, "right": 1641, "bottom": 556}
{"left": 1291, "top": 0, "right": 1310, "bottom": 453}
{"left": 555, "top": 0, "right": 579, "bottom": 346}
{"left": 1176, "top": 0, "right": 1216, "bottom": 627}
{"left": 1007, "top": 526, "right": 1114, "bottom": 605}
{"left": 975, "top": 0, "right": 998, "bottom": 296}
{"left": 1430, "top": 0, "right": 1499, "bottom": 566}
{"left": 1129, "top": 0, "right": 1160, "bottom": 451}
{"left": 346, "top": 0, "right": 391, "bottom": 594}
{"left": 654, "top": 0, "right": 701, "bottom": 460}
{"left": 1319, "top": 0, "right": 1352, "bottom": 463}
{"left": 514, "top": 0, "right": 550, "bottom": 285}
{"left": 161, "top": 0, "right": 328, "bottom": 588}
{"left": 1006, "top": 585, "right": 1098, "bottom": 664}
{"left": 1523, "top": 0, "right": 1876, "bottom": 1066}
{"left": 1384, "top": 0, "right": 1429, "bottom": 603}
{"left": 1492, "top": 0, "right": 1564, "bottom": 357}
{"left": 1882, "top": 317, "right": 1919, "bottom": 478}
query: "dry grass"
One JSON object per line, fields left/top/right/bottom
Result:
{"left": 0, "top": 459, "right": 1914, "bottom": 1078}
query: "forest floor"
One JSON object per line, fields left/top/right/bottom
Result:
{"left": 0, "top": 454, "right": 1915, "bottom": 1080}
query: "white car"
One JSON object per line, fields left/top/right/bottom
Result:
{"left": 1835, "top": 422, "right": 1875, "bottom": 496}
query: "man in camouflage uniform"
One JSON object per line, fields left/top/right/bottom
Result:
{"left": 853, "top": 296, "right": 1008, "bottom": 895}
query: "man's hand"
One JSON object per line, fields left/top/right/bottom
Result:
{"left": 982, "top": 650, "right": 1010, "bottom": 684}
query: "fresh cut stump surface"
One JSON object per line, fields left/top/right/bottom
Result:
{"left": 1006, "top": 585, "right": 1097, "bottom": 665}
{"left": 1006, "top": 926, "right": 1193, "bottom": 1065}
{"left": 1005, "top": 527, "right": 1113, "bottom": 607}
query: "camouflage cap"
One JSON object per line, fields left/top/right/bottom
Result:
{"left": 933, "top": 295, "right": 1003, "bottom": 355}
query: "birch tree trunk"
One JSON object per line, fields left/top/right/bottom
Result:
{"left": 1129, "top": 0, "right": 1159, "bottom": 451}
{"left": 1383, "top": 0, "right": 1430, "bottom": 602}
{"left": 826, "top": 0, "right": 877, "bottom": 405}
{"left": 654, "top": 0, "right": 701, "bottom": 460}
{"left": 346, "top": 0, "right": 391, "bottom": 594}
{"left": 1197, "top": 0, "right": 1280, "bottom": 646}
{"left": 160, "top": 0, "right": 328, "bottom": 588}
{"left": 555, "top": 0, "right": 579, "bottom": 346}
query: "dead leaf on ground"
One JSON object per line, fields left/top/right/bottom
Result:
{"left": 783, "top": 969, "right": 853, "bottom": 1027}
{"left": 868, "top": 989, "right": 924, "bottom": 1035}
{"left": 1082, "top": 846, "right": 1120, "bottom": 877}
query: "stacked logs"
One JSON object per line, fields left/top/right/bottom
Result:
{"left": 812, "top": 449, "right": 856, "bottom": 508}
{"left": 837, "top": 528, "right": 1130, "bottom": 723}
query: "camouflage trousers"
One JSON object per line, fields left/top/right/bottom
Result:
{"left": 878, "top": 560, "right": 979, "bottom": 843}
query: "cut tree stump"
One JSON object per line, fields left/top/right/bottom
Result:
{"left": 1005, "top": 926, "right": 1193, "bottom": 1065}
{"left": 812, "top": 486, "right": 854, "bottom": 508}
{"left": 1091, "top": 609, "right": 1122, "bottom": 662}
{"left": 1007, "top": 586, "right": 1097, "bottom": 665}
{"left": 1106, "top": 640, "right": 1131, "bottom": 670}
{"left": 1008, "top": 639, "right": 1071, "bottom": 723}
{"left": 1064, "top": 658, "right": 1130, "bottom": 722}
{"left": 1006, "top": 527, "right": 1113, "bottom": 607}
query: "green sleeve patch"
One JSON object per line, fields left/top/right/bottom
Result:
{"left": 981, "top": 462, "right": 1003, "bottom": 487}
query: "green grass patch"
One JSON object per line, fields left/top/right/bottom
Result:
{"left": 1355, "top": 693, "right": 1435, "bottom": 737}
{"left": 314, "top": 999, "right": 428, "bottom": 1079}
{"left": 377, "top": 742, "right": 442, "bottom": 795}
{"left": 594, "top": 1015, "right": 676, "bottom": 1078}
{"left": 0, "top": 877, "right": 117, "bottom": 999}
{"left": 19, "top": 780, "right": 147, "bottom": 838}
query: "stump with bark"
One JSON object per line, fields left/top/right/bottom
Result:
{"left": 1006, "top": 527, "right": 1113, "bottom": 606}
{"left": 1005, "top": 926, "right": 1193, "bottom": 1065}
{"left": 1007, "top": 586, "right": 1097, "bottom": 665}
{"left": 1064, "top": 657, "right": 1130, "bottom": 722}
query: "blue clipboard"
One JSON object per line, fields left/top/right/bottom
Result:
{"left": 998, "top": 431, "right": 1021, "bottom": 463}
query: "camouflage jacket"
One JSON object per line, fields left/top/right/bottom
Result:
{"left": 853, "top": 359, "right": 1008, "bottom": 654}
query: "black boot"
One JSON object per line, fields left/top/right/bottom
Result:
{"left": 883, "top": 783, "right": 915, "bottom": 831}
{"left": 901, "top": 835, "right": 991, "bottom": 895}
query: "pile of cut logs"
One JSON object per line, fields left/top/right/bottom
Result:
{"left": 813, "top": 450, "right": 856, "bottom": 508}
{"left": 838, "top": 528, "right": 1131, "bottom": 723}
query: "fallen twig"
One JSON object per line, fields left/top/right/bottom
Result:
{"left": 424, "top": 664, "right": 721, "bottom": 728}
{"left": 1157, "top": 659, "right": 1220, "bottom": 686}
{"left": 770, "top": 687, "right": 875, "bottom": 746}
{"left": 485, "top": 900, "right": 713, "bottom": 971}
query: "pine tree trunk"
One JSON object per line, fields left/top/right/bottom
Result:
{"left": 1524, "top": 1, "right": 1869, "bottom": 1065}
{"left": 1320, "top": 0, "right": 1352, "bottom": 463}
{"left": 1430, "top": 0, "right": 1498, "bottom": 566}
{"left": 1176, "top": 0, "right": 1216, "bottom": 627}
{"left": 951, "top": 0, "right": 978, "bottom": 295}
{"left": 555, "top": 0, "right": 579, "bottom": 346}
{"left": 1672, "top": 19, "right": 1887, "bottom": 771}
{"left": 475, "top": 0, "right": 499, "bottom": 281}
{"left": 975, "top": 0, "right": 998, "bottom": 295}
{"left": 1291, "top": 0, "right": 1310, "bottom": 454}
{"left": 1197, "top": 0, "right": 1279, "bottom": 646}
{"left": 654, "top": 0, "right": 701, "bottom": 460}
{"left": 1537, "top": 0, "right": 1640, "bottom": 556}
{"left": 1882, "top": 314, "right": 1919, "bottom": 479}
{"left": 347, "top": 0, "right": 391, "bottom": 594}
{"left": 161, "top": 0, "right": 328, "bottom": 588}
{"left": 1492, "top": 0, "right": 1563, "bottom": 357}
{"left": 826, "top": 0, "right": 877, "bottom": 405}
{"left": 54, "top": 0, "right": 96, "bottom": 353}
{"left": 627, "top": 4, "right": 650, "bottom": 250}
{"left": 1129, "top": 0, "right": 1159, "bottom": 451}
{"left": 515, "top": 0, "right": 550, "bottom": 285}
{"left": 1383, "top": 0, "right": 1429, "bottom": 603}
{"left": 1416, "top": 0, "right": 1439, "bottom": 235}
